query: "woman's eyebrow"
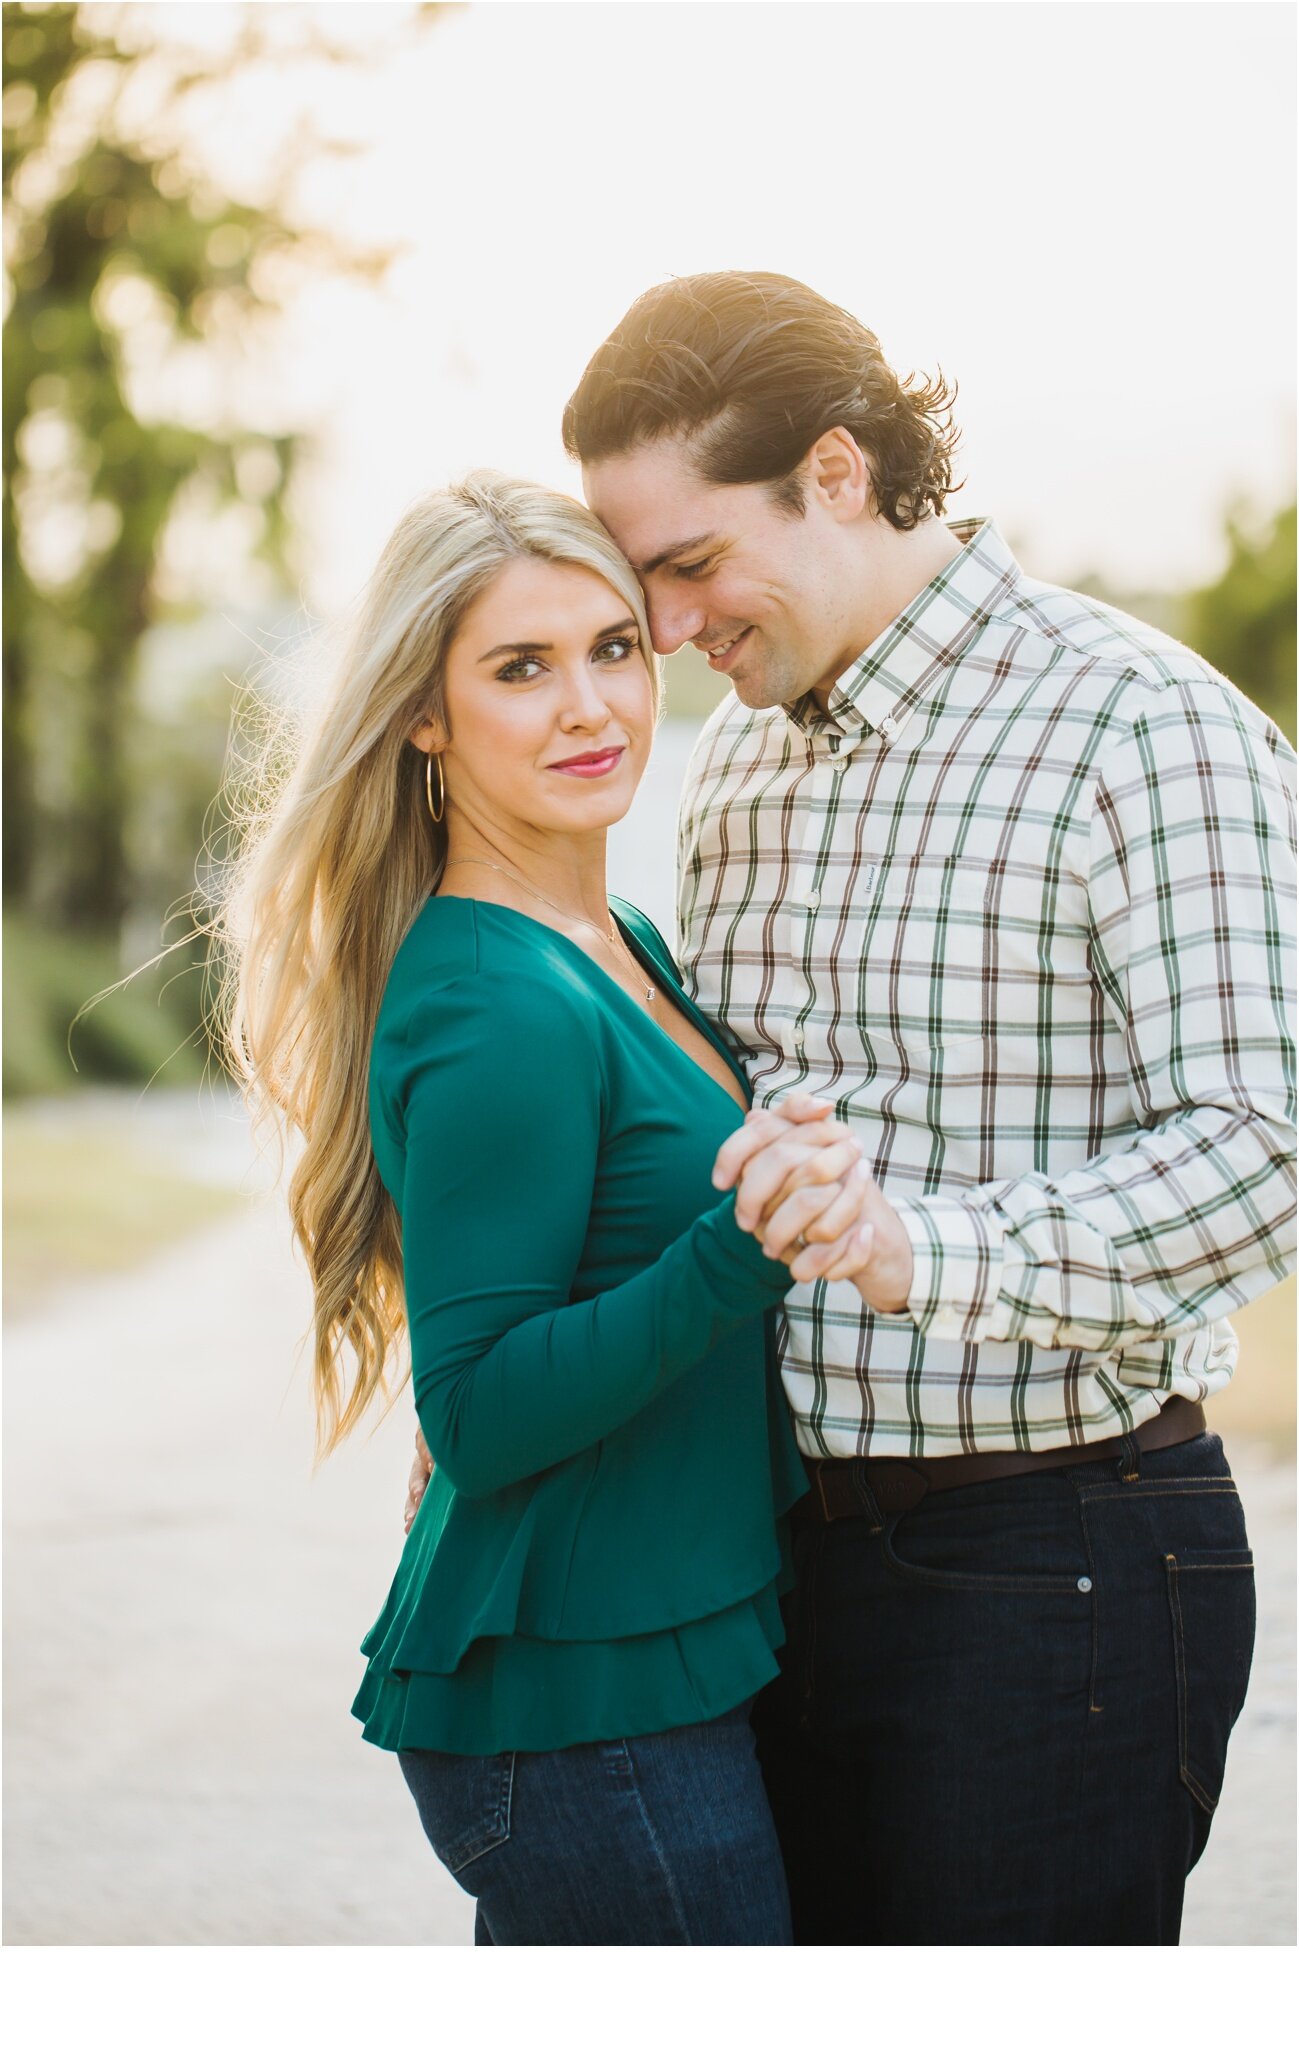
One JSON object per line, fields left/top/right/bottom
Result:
{"left": 478, "top": 620, "right": 638, "bottom": 662}
{"left": 478, "top": 640, "right": 551, "bottom": 661}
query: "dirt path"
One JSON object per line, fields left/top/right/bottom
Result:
{"left": 4, "top": 1179, "right": 1293, "bottom": 1944}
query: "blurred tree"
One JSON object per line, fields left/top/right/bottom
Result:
{"left": 1182, "top": 501, "right": 1297, "bottom": 745}
{"left": 3, "top": 2, "right": 442, "bottom": 939}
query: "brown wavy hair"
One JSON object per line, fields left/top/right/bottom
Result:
{"left": 563, "top": 271, "right": 961, "bottom": 530}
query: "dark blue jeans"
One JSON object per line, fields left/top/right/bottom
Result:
{"left": 752, "top": 1431, "right": 1256, "bottom": 1945}
{"left": 398, "top": 1700, "right": 791, "bottom": 1944}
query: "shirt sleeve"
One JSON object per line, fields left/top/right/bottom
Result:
{"left": 893, "top": 688, "right": 1297, "bottom": 1353}
{"left": 394, "top": 972, "right": 791, "bottom": 1498}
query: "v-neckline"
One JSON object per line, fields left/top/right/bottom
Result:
{"left": 611, "top": 911, "right": 753, "bottom": 1106}
{"left": 427, "top": 894, "right": 753, "bottom": 1111}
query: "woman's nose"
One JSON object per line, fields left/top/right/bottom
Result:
{"left": 558, "top": 663, "right": 614, "bottom": 727}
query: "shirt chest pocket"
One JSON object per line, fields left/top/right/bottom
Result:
{"left": 853, "top": 859, "right": 1003, "bottom": 1071}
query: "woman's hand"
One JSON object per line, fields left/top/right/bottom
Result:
{"left": 713, "top": 1095, "right": 875, "bottom": 1285}
{"left": 403, "top": 1427, "right": 433, "bottom": 1533}
{"left": 713, "top": 1092, "right": 914, "bottom": 1301}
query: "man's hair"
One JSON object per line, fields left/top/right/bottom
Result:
{"left": 562, "top": 271, "right": 961, "bottom": 531}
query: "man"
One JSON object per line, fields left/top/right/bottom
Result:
{"left": 566, "top": 271, "right": 1296, "bottom": 1946}
{"left": 410, "top": 273, "right": 1295, "bottom": 1943}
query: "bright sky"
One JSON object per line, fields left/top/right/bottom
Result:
{"left": 148, "top": 0, "right": 1295, "bottom": 610}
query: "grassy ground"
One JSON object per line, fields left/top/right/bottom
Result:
{"left": 3, "top": 1116, "right": 241, "bottom": 1320}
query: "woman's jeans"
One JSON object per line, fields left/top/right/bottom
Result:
{"left": 752, "top": 1430, "right": 1256, "bottom": 1945}
{"left": 398, "top": 1700, "right": 791, "bottom": 1944}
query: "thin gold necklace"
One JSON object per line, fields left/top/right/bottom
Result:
{"left": 442, "top": 857, "right": 656, "bottom": 1003}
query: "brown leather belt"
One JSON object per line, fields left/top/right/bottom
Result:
{"left": 792, "top": 1396, "right": 1207, "bottom": 1524}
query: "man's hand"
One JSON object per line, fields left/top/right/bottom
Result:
{"left": 714, "top": 1093, "right": 915, "bottom": 1309}
{"left": 404, "top": 1427, "right": 433, "bottom": 1533}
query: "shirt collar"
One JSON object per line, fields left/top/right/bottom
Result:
{"left": 786, "top": 517, "right": 1023, "bottom": 743}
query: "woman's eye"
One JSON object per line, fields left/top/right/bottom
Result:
{"left": 594, "top": 636, "right": 637, "bottom": 663}
{"left": 496, "top": 655, "right": 545, "bottom": 683}
{"left": 676, "top": 558, "right": 713, "bottom": 581}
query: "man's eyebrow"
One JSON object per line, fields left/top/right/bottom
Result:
{"left": 477, "top": 620, "right": 638, "bottom": 662}
{"left": 638, "top": 532, "right": 720, "bottom": 576}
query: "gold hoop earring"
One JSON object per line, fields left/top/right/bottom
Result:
{"left": 425, "top": 750, "right": 445, "bottom": 825}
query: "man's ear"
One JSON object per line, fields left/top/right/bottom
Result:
{"left": 806, "top": 426, "right": 871, "bottom": 522}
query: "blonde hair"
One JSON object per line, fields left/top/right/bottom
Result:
{"left": 216, "top": 470, "right": 659, "bottom": 1458}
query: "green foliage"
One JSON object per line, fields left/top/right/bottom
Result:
{"left": 2, "top": 2, "right": 414, "bottom": 938}
{"left": 1182, "top": 502, "right": 1296, "bottom": 745}
{"left": 4, "top": 7, "right": 291, "bottom": 929}
{"left": 2, "top": 3, "right": 446, "bottom": 1096}
{"left": 2, "top": 912, "right": 212, "bottom": 1097}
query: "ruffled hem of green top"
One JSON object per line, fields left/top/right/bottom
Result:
{"left": 351, "top": 1562, "right": 793, "bottom": 1757}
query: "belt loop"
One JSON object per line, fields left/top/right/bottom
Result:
{"left": 848, "top": 1465, "right": 885, "bottom": 1531}
{"left": 1117, "top": 1431, "right": 1141, "bottom": 1483}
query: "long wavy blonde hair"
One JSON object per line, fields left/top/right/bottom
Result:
{"left": 216, "top": 471, "right": 659, "bottom": 1458}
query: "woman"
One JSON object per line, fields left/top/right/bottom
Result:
{"left": 221, "top": 472, "right": 873, "bottom": 1945}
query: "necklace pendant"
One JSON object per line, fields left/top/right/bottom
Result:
{"left": 645, "top": 985, "right": 656, "bottom": 1001}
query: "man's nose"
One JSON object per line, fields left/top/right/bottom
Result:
{"left": 646, "top": 589, "right": 705, "bottom": 657}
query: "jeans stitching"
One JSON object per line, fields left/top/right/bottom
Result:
{"left": 1075, "top": 1495, "right": 1102, "bottom": 1712}
{"left": 1073, "top": 1484, "right": 1239, "bottom": 1505}
{"left": 401, "top": 1750, "right": 514, "bottom": 1875}
{"left": 1164, "top": 1557, "right": 1219, "bottom": 1815}
{"left": 878, "top": 1516, "right": 1086, "bottom": 1595}
{"left": 617, "top": 1742, "right": 694, "bottom": 1941}
{"left": 500, "top": 1750, "right": 516, "bottom": 1841}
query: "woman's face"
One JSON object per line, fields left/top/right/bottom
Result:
{"left": 414, "top": 556, "right": 655, "bottom": 842}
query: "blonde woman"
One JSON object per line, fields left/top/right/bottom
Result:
{"left": 222, "top": 473, "right": 874, "bottom": 1946}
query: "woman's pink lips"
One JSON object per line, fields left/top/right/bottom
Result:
{"left": 546, "top": 747, "right": 625, "bottom": 778}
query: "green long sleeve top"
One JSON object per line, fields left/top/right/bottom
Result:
{"left": 351, "top": 894, "right": 807, "bottom": 1756}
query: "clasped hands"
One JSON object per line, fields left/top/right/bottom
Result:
{"left": 403, "top": 1093, "right": 914, "bottom": 1533}
{"left": 712, "top": 1092, "right": 914, "bottom": 1310}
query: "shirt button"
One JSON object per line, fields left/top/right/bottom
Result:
{"left": 803, "top": 889, "right": 820, "bottom": 910}
{"left": 935, "top": 1306, "right": 958, "bottom": 1329}
{"left": 878, "top": 716, "right": 896, "bottom": 742}
{"left": 791, "top": 1026, "right": 805, "bottom": 1048}
{"left": 1077, "top": 1577, "right": 1093, "bottom": 1594}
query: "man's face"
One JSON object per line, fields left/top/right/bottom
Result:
{"left": 584, "top": 436, "right": 856, "bottom": 712}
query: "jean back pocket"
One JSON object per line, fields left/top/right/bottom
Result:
{"left": 399, "top": 1748, "right": 515, "bottom": 1876}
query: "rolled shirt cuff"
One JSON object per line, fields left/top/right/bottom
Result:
{"left": 892, "top": 1193, "right": 1008, "bottom": 1343}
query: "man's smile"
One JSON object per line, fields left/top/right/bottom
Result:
{"left": 701, "top": 626, "right": 754, "bottom": 672}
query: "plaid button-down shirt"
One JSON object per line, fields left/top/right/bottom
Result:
{"left": 678, "top": 518, "right": 1297, "bottom": 1458}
